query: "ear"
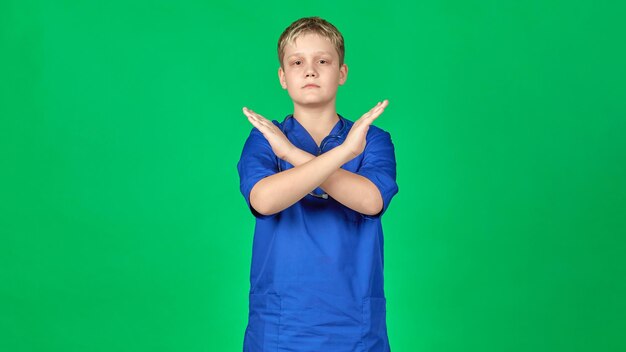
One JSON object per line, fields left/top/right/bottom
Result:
{"left": 338, "top": 63, "right": 348, "bottom": 86}
{"left": 278, "top": 66, "right": 287, "bottom": 89}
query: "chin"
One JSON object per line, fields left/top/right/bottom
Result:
{"left": 288, "top": 95, "right": 323, "bottom": 105}
{"left": 297, "top": 101, "right": 333, "bottom": 109}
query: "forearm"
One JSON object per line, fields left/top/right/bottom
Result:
{"left": 250, "top": 145, "right": 354, "bottom": 216}
{"left": 285, "top": 147, "right": 383, "bottom": 215}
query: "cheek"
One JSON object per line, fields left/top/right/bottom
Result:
{"left": 284, "top": 72, "right": 298, "bottom": 84}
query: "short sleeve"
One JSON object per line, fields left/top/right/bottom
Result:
{"left": 237, "top": 125, "right": 279, "bottom": 219}
{"left": 356, "top": 129, "right": 399, "bottom": 219}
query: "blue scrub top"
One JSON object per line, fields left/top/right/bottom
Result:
{"left": 237, "top": 113, "right": 398, "bottom": 352}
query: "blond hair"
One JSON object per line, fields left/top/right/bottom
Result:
{"left": 277, "top": 16, "right": 345, "bottom": 70}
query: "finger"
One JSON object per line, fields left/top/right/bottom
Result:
{"left": 370, "top": 106, "right": 386, "bottom": 120}
{"left": 244, "top": 110, "right": 266, "bottom": 126}
{"left": 258, "top": 120, "right": 273, "bottom": 131}
{"left": 245, "top": 112, "right": 274, "bottom": 133}
{"left": 372, "top": 100, "right": 388, "bottom": 110}
{"left": 365, "top": 105, "right": 387, "bottom": 122}
{"left": 243, "top": 107, "right": 255, "bottom": 119}
{"left": 243, "top": 107, "right": 259, "bottom": 117}
{"left": 245, "top": 113, "right": 261, "bottom": 127}
{"left": 365, "top": 107, "right": 382, "bottom": 119}
{"left": 362, "top": 101, "right": 384, "bottom": 119}
{"left": 249, "top": 119, "right": 271, "bottom": 136}
{"left": 243, "top": 107, "right": 257, "bottom": 117}
{"left": 246, "top": 114, "right": 261, "bottom": 128}
{"left": 247, "top": 109, "right": 271, "bottom": 124}
{"left": 370, "top": 99, "right": 389, "bottom": 116}
{"left": 248, "top": 111, "right": 270, "bottom": 124}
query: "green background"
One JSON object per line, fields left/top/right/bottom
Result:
{"left": 2, "top": 0, "right": 625, "bottom": 351}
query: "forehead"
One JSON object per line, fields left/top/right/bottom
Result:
{"left": 284, "top": 33, "right": 336, "bottom": 58}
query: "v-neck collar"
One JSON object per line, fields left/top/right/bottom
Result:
{"left": 284, "top": 114, "right": 345, "bottom": 154}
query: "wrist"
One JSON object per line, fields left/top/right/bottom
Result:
{"left": 283, "top": 144, "right": 299, "bottom": 164}
{"left": 335, "top": 144, "right": 357, "bottom": 164}
{"left": 286, "top": 146, "right": 314, "bottom": 166}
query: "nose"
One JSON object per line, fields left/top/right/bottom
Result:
{"left": 305, "top": 63, "right": 317, "bottom": 78}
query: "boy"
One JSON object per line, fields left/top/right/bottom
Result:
{"left": 237, "top": 16, "right": 398, "bottom": 351}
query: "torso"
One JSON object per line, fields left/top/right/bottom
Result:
{"left": 242, "top": 116, "right": 392, "bottom": 351}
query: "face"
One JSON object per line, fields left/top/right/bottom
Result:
{"left": 278, "top": 33, "right": 348, "bottom": 108}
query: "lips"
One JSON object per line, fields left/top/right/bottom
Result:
{"left": 302, "top": 84, "right": 320, "bottom": 88}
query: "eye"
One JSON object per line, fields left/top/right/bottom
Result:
{"left": 319, "top": 59, "right": 327, "bottom": 64}
{"left": 293, "top": 60, "right": 301, "bottom": 65}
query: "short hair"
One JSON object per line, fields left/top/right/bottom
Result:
{"left": 277, "top": 16, "right": 345, "bottom": 70}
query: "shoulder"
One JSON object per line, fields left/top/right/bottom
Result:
{"left": 244, "top": 119, "right": 283, "bottom": 140}
{"left": 342, "top": 117, "right": 392, "bottom": 140}
{"left": 367, "top": 124, "right": 392, "bottom": 140}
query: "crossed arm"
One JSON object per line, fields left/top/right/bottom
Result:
{"left": 280, "top": 147, "right": 383, "bottom": 215}
{"left": 242, "top": 100, "right": 389, "bottom": 216}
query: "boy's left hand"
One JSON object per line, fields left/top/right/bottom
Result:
{"left": 243, "top": 107, "right": 295, "bottom": 161}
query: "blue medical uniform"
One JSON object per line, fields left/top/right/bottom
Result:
{"left": 237, "top": 113, "right": 399, "bottom": 352}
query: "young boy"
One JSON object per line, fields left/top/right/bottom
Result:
{"left": 237, "top": 16, "right": 398, "bottom": 351}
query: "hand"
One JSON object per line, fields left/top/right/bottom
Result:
{"left": 342, "top": 99, "right": 389, "bottom": 158}
{"left": 243, "top": 107, "right": 296, "bottom": 160}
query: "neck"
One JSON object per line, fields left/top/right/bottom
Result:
{"left": 292, "top": 102, "right": 339, "bottom": 136}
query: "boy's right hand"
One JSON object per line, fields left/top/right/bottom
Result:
{"left": 342, "top": 99, "right": 389, "bottom": 158}
{"left": 243, "top": 107, "right": 296, "bottom": 161}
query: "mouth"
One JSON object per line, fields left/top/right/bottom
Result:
{"left": 302, "top": 84, "right": 320, "bottom": 89}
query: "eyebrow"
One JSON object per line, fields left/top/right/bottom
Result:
{"left": 287, "top": 51, "right": 333, "bottom": 58}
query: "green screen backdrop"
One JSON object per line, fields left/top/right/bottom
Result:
{"left": 2, "top": 0, "right": 625, "bottom": 351}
